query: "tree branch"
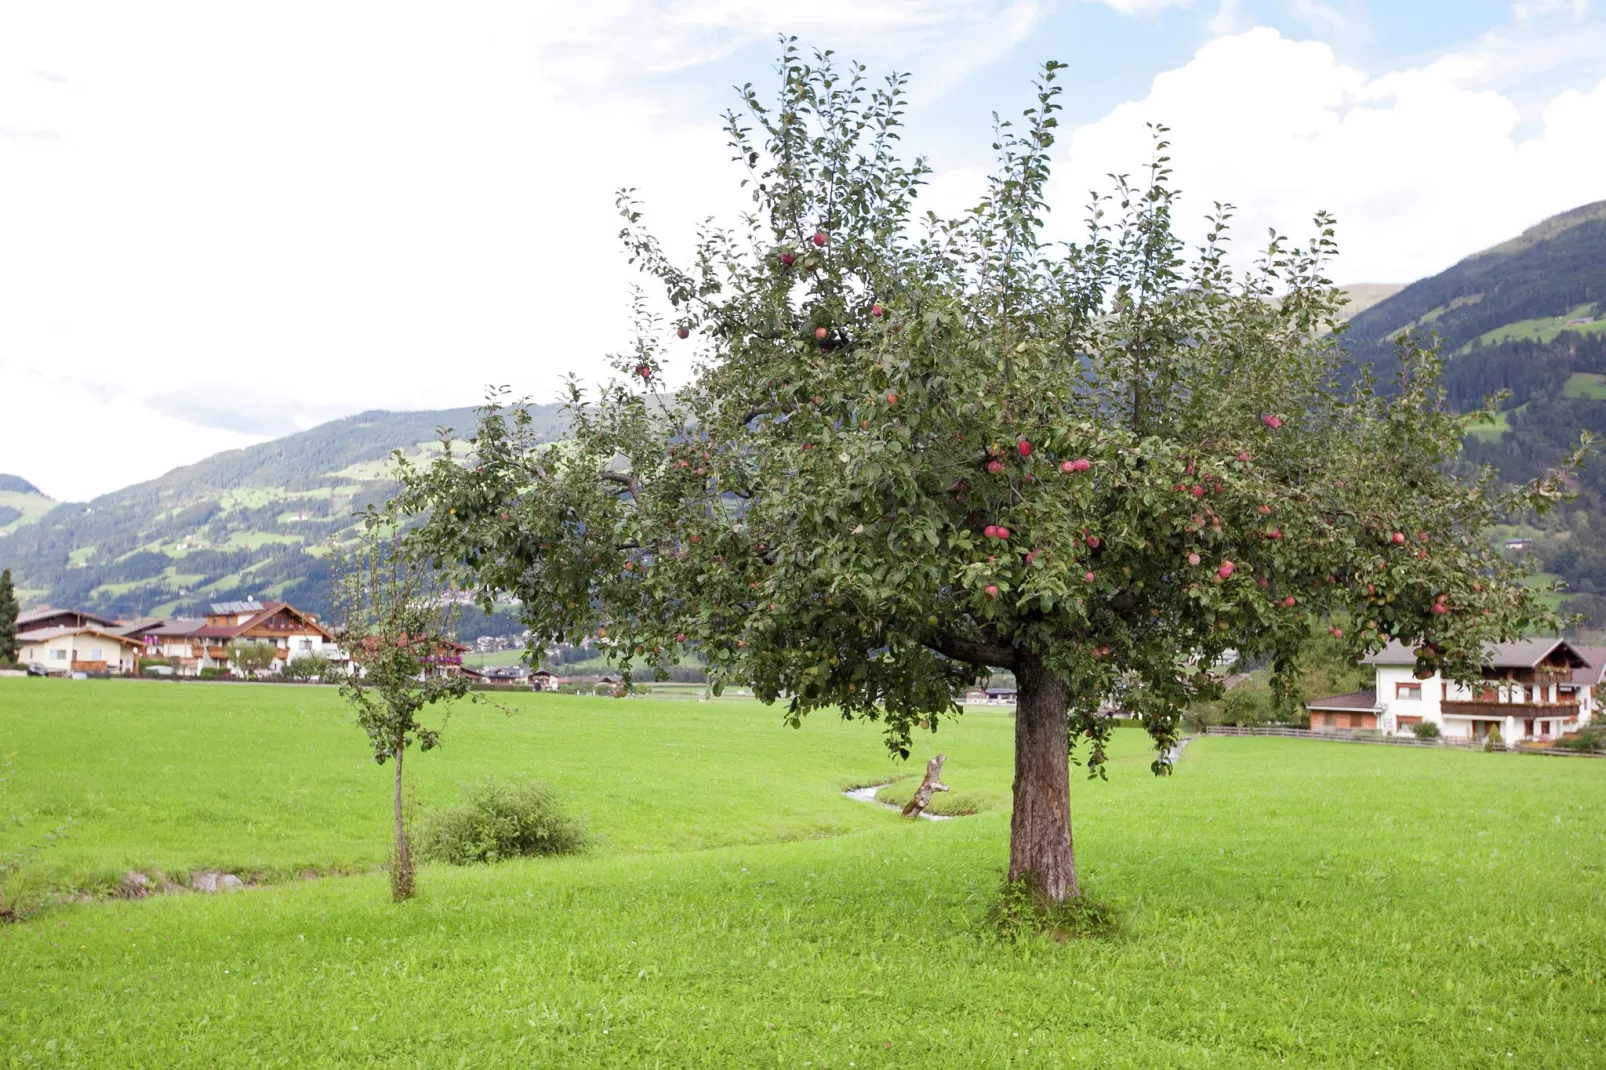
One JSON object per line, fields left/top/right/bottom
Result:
{"left": 931, "top": 633, "right": 1017, "bottom": 671}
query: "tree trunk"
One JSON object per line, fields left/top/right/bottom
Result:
{"left": 391, "top": 743, "right": 413, "bottom": 902}
{"left": 1008, "top": 649, "right": 1078, "bottom": 901}
{"left": 900, "top": 752, "right": 949, "bottom": 818}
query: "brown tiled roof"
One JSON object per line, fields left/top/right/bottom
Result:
{"left": 17, "top": 607, "right": 122, "bottom": 629}
{"left": 1304, "top": 690, "right": 1379, "bottom": 711}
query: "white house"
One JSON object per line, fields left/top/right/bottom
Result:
{"left": 1307, "top": 638, "right": 1605, "bottom": 743}
{"left": 16, "top": 626, "right": 142, "bottom": 676}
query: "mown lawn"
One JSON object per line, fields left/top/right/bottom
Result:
{"left": 3, "top": 680, "right": 1606, "bottom": 1066}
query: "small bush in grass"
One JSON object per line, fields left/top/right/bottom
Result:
{"left": 421, "top": 778, "right": 586, "bottom": 865}
{"left": 1411, "top": 720, "right": 1442, "bottom": 740}
{"left": 1557, "top": 726, "right": 1606, "bottom": 753}
{"left": 1484, "top": 726, "right": 1504, "bottom": 752}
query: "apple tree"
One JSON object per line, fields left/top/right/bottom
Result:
{"left": 393, "top": 48, "right": 1578, "bottom": 903}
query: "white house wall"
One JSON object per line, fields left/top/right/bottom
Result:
{"left": 1372, "top": 662, "right": 1594, "bottom": 741}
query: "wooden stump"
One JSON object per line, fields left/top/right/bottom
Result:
{"left": 901, "top": 753, "right": 949, "bottom": 818}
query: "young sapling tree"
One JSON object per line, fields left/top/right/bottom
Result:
{"left": 333, "top": 524, "right": 470, "bottom": 902}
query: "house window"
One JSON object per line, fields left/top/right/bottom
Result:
{"left": 1396, "top": 682, "right": 1422, "bottom": 701}
{"left": 1524, "top": 685, "right": 1533, "bottom": 702}
{"left": 51, "top": 649, "right": 67, "bottom": 661}
{"left": 90, "top": 648, "right": 102, "bottom": 661}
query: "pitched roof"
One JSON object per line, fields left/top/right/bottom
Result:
{"left": 1571, "top": 645, "right": 1606, "bottom": 686}
{"left": 1304, "top": 690, "right": 1380, "bottom": 711}
{"left": 16, "top": 625, "right": 142, "bottom": 646}
{"left": 1362, "top": 637, "right": 1586, "bottom": 669}
{"left": 17, "top": 606, "right": 122, "bottom": 628}
{"left": 131, "top": 618, "right": 207, "bottom": 639}
{"left": 193, "top": 601, "right": 334, "bottom": 642}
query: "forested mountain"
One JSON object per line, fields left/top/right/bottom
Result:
{"left": 1341, "top": 200, "right": 1606, "bottom": 631}
{"left": 0, "top": 405, "right": 565, "bottom": 621}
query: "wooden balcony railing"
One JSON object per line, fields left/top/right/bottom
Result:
{"left": 1440, "top": 699, "right": 1578, "bottom": 717}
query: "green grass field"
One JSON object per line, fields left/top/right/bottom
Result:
{"left": 1564, "top": 372, "right": 1606, "bottom": 400}
{"left": 4, "top": 680, "right": 1606, "bottom": 1066}
{"left": 1463, "top": 305, "right": 1606, "bottom": 350}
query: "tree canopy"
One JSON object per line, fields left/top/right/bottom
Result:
{"left": 395, "top": 46, "right": 1579, "bottom": 901}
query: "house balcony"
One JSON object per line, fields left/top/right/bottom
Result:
{"left": 1440, "top": 699, "right": 1578, "bottom": 718}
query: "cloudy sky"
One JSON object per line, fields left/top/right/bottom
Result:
{"left": 3, "top": 1, "right": 1605, "bottom": 501}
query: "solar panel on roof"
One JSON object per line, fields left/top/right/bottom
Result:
{"left": 209, "top": 600, "right": 265, "bottom": 615}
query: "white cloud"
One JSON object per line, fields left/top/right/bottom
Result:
{"left": 0, "top": 1, "right": 1046, "bottom": 500}
{"left": 1055, "top": 27, "right": 1606, "bottom": 284}
{"left": 1089, "top": 0, "right": 1195, "bottom": 13}
{"left": 1288, "top": 0, "right": 1345, "bottom": 30}
{"left": 1512, "top": 1, "right": 1590, "bottom": 21}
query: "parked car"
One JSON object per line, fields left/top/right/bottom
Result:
{"left": 26, "top": 662, "right": 50, "bottom": 677}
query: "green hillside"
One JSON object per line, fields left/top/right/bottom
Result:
{"left": 0, "top": 406, "right": 565, "bottom": 619}
{"left": 1340, "top": 200, "right": 1606, "bottom": 632}
{"left": 0, "top": 475, "right": 55, "bottom": 540}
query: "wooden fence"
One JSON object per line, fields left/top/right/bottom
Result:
{"left": 1201, "top": 724, "right": 1604, "bottom": 759}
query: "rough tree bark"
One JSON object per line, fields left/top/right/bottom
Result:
{"left": 1008, "top": 649, "right": 1078, "bottom": 901}
{"left": 900, "top": 753, "right": 948, "bottom": 818}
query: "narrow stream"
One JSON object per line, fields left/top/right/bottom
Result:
{"left": 842, "top": 783, "right": 952, "bottom": 820}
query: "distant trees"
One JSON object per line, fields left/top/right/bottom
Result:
{"left": 0, "top": 569, "right": 16, "bottom": 665}
{"left": 227, "top": 639, "right": 278, "bottom": 677}
{"left": 333, "top": 524, "right": 470, "bottom": 903}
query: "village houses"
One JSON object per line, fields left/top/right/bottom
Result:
{"left": 15, "top": 600, "right": 341, "bottom": 677}
{"left": 1307, "top": 637, "right": 1605, "bottom": 743}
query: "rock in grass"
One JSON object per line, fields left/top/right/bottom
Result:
{"left": 191, "top": 871, "right": 245, "bottom": 894}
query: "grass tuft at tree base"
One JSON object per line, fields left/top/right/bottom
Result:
{"left": 986, "top": 875, "right": 1120, "bottom": 942}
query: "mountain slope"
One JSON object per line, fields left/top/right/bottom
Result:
{"left": 0, "top": 475, "right": 56, "bottom": 538}
{"left": 1344, "top": 200, "right": 1606, "bottom": 384}
{"left": 0, "top": 406, "right": 564, "bottom": 617}
{"left": 1337, "top": 200, "right": 1606, "bottom": 633}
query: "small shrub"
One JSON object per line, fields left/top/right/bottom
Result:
{"left": 1556, "top": 726, "right": 1606, "bottom": 753}
{"left": 1484, "top": 726, "right": 1504, "bottom": 752}
{"left": 280, "top": 655, "right": 334, "bottom": 682}
{"left": 420, "top": 778, "right": 586, "bottom": 865}
{"left": 1411, "top": 720, "right": 1442, "bottom": 740}
{"left": 199, "top": 667, "right": 227, "bottom": 679}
